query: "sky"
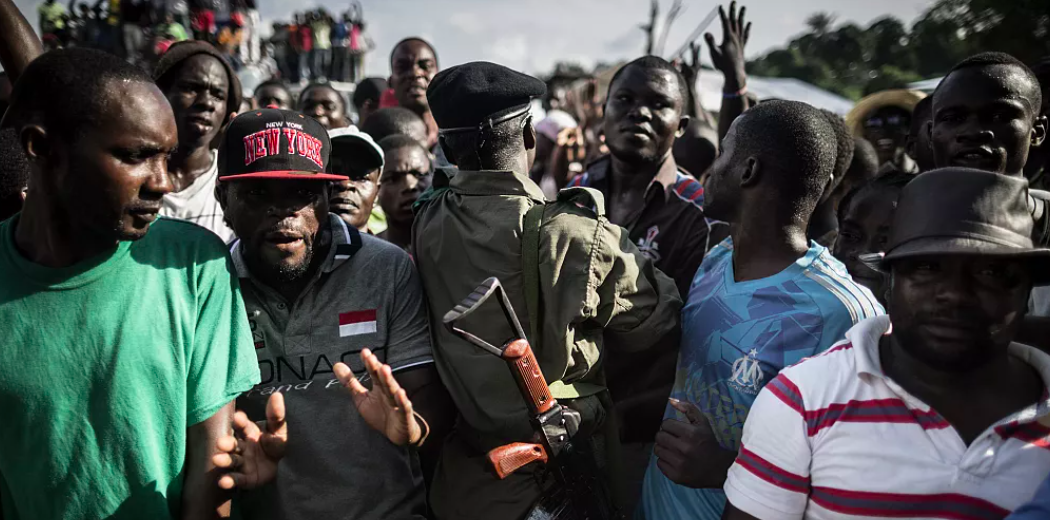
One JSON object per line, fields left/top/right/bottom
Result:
{"left": 13, "top": 0, "right": 934, "bottom": 78}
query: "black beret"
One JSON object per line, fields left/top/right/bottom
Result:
{"left": 427, "top": 61, "right": 546, "bottom": 130}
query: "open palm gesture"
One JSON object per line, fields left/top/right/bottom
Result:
{"left": 704, "top": 1, "right": 751, "bottom": 85}
{"left": 212, "top": 392, "right": 288, "bottom": 490}
{"left": 334, "top": 349, "right": 422, "bottom": 447}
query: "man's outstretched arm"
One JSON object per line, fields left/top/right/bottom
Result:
{"left": 0, "top": 0, "right": 43, "bottom": 82}
{"left": 183, "top": 402, "right": 236, "bottom": 520}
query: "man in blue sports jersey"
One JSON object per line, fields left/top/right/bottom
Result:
{"left": 640, "top": 100, "right": 884, "bottom": 520}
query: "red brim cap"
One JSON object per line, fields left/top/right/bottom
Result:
{"left": 219, "top": 171, "right": 349, "bottom": 182}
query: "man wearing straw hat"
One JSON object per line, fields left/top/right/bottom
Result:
{"left": 845, "top": 89, "right": 926, "bottom": 174}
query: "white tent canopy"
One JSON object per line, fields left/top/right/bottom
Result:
{"left": 696, "top": 70, "right": 855, "bottom": 115}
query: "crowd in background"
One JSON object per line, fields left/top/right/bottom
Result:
{"left": 3, "top": 0, "right": 1050, "bottom": 519}
{"left": 34, "top": 0, "right": 371, "bottom": 81}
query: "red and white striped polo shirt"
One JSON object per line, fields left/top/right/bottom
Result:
{"left": 724, "top": 315, "right": 1050, "bottom": 520}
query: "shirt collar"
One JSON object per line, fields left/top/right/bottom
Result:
{"left": 229, "top": 213, "right": 362, "bottom": 279}
{"left": 848, "top": 314, "right": 1050, "bottom": 424}
{"left": 446, "top": 169, "right": 546, "bottom": 202}
{"left": 586, "top": 154, "right": 681, "bottom": 202}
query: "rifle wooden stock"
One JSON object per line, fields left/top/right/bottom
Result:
{"left": 487, "top": 442, "right": 549, "bottom": 479}
{"left": 502, "top": 339, "right": 555, "bottom": 415}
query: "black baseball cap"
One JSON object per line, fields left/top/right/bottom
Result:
{"left": 218, "top": 108, "right": 347, "bottom": 181}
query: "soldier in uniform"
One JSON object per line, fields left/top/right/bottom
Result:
{"left": 413, "top": 61, "right": 683, "bottom": 520}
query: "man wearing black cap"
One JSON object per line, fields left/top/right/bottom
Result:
{"left": 213, "top": 108, "right": 439, "bottom": 519}
{"left": 154, "top": 41, "right": 243, "bottom": 242}
{"left": 721, "top": 168, "right": 1050, "bottom": 520}
{"left": 414, "top": 61, "right": 681, "bottom": 520}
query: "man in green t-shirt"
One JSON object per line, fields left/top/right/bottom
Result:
{"left": 0, "top": 48, "right": 262, "bottom": 520}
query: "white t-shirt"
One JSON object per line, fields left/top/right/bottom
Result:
{"left": 724, "top": 315, "right": 1050, "bottom": 520}
{"left": 160, "top": 153, "right": 235, "bottom": 243}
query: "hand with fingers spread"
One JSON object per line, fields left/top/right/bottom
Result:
{"left": 704, "top": 1, "right": 751, "bottom": 93}
{"left": 212, "top": 392, "right": 288, "bottom": 490}
{"left": 334, "top": 348, "right": 422, "bottom": 447}
{"left": 654, "top": 397, "right": 737, "bottom": 489}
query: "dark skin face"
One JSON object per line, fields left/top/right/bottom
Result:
{"left": 220, "top": 179, "right": 328, "bottom": 283}
{"left": 932, "top": 65, "right": 1048, "bottom": 175}
{"left": 702, "top": 116, "right": 750, "bottom": 223}
{"left": 603, "top": 66, "right": 688, "bottom": 165}
{"left": 832, "top": 186, "right": 901, "bottom": 304}
{"left": 165, "top": 54, "right": 230, "bottom": 151}
{"left": 888, "top": 255, "right": 1032, "bottom": 372}
{"left": 255, "top": 85, "right": 292, "bottom": 110}
{"left": 299, "top": 86, "right": 348, "bottom": 130}
{"left": 389, "top": 41, "right": 438, "bottom": 113}
{"left": 862, "top": 106, "right": 911, "bottom": 166}
{"left": 378, "top": 145, "right": 431, "bottom": 225}
{"left": 328, "top": 150, "right": 380, "bottom": 231}
{"left": 27, "top": 81, "right": 177, "bottom": 242}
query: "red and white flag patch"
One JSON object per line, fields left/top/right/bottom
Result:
{"left": 339, "top": 309, "right": 377, "bottom": 337}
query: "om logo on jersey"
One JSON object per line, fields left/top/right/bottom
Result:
{"left": 728, "top": 348, "right": 764, "bottom": 394}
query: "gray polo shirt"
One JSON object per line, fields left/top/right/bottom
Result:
{"left": 232, "top": 214, "right": 432, "bottom": 520}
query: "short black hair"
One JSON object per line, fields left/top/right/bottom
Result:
{"left": 939, "top": 52, "right": 1042, "bottom": 115}
{"left": 254, "top": 79, "right": 292, "bottom": 101}
{"left": 361, "top": 107, "right": 426, "bottom": 142}
{"left": 820, "top": 109, "right": 854, "bottom": 185}
{"left": 379, "top": 133, "right": 428, "bottom": 156}
{"left": 732, "top": 100, "right": 837, "bottom": 217}
{"left": 608, "top": 56, "right": 688, "bottom": 109}
{"left": 440, "top": 111, "right": 530, "bottom": 169}
{"left": 352, "top": 77, "right": 389, "bottom": 109}
{"left": 837, "top": 170, "right": 914, "bottom": 222}
{"left": 389, "top": 38, "right": 438, "bottom": 68}
{"left": 298, "top": 82, "right": 347, "bottom": 113}
{"left": 910, "top": 96, "right": 932, "bottom": 137}
{"left": 3, "top": 48, "right": 154, "bottom": 139}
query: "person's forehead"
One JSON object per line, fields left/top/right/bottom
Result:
{"left": 257, "top": 85, "right": 289, "bottom": 98}
{"left": 939, "top": 65, "right": 1037, "bottom": 108}
{"left": 393, "top": 41, "right": 435, "bottom": 62}
{"left": 177, "top": 54, "right": 228, "bottom": 83}
{"left": 93, "top": 81, "right": 176, "bottom": 143}
{"left": 613, "top": 66, "right": 678, "bottom": 96}
{"left": 304, "top": 87, "right": 341, "bottom": 104}
{"left": 385, "top": 146, "right": 429, "bottom": 168}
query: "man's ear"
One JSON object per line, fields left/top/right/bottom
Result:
{"left": 438, "top": 136, "right": 457, "bottom": 166}
{"left": 740, "top": 156, "right": 760, "bottom": 188}
{"left": 20, "top": 124, "right": 50, "bottom": 163}
{"left": 1032, "top": 114, "right": 1048, "bottom": 148}
{"left": 523, "top": 118, "right": 537, "bottom": 152}
{"left": 215, "top": 183, "right": 229, "bottom": 211}
{"left": 676, "top": 116, "right": 690, "bottom": 139}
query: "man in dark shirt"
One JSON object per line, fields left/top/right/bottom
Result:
{"left": 929, "top": 52, "right": 1048, "bottom": 245}
{"left": 567, "top": 56, "right": 709, "bottom": 457}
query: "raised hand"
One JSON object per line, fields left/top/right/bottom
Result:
{"left": 212, "top": 392, "right": 288, "bottom": 490}
{"left": 704, "top": 1, "right": 750, "bottom": 92}
{"left": 334, "top": 349, "right": 422, "bottom": 447}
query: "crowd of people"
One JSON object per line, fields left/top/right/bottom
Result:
{"left": 33, "top": 0, "right": 371, "bottom": 81}
{"left": 2, "top": 0, "right": 1050, "bottom": 519}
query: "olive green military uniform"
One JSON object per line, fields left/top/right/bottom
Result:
{"left": 413, "top": 168, "right": 682, "bottom": 520}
